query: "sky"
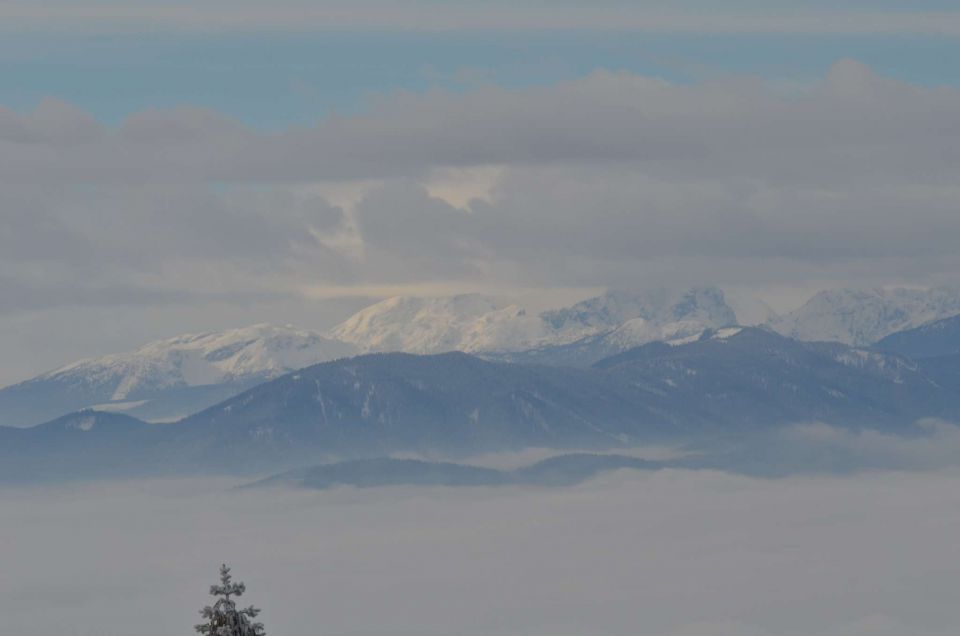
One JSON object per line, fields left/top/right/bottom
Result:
{"left": 3, "top": 1, "right": 960, "bottom": 382}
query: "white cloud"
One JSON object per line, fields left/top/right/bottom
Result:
{"left": 424, "top": 165, "right": 504, "bottom": 210}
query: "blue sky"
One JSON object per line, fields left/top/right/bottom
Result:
{"left": 3, "top": 5, "right": 960, "bottom": 127}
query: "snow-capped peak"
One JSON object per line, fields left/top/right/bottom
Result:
{"left": 328, "top": 286, "right": 748, "bottom": 356}
{"left": 38, "top": 323, "right": 357, "bottom": 401}
{"left": 328, "top": 294, "right": 551, "bottom": 354}
{"left": 769, "top": 287, "right": 960, "bottom": 346}
{"left": 542, "top": 286, "right": 738, "bottom": 336}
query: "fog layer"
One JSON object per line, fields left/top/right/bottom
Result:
{"left": 2, "top": 466, "right": 958, "bottom": 636}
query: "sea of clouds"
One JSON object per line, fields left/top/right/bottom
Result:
{"left": 4, "top": 425, "right": 960, "bottom": 636}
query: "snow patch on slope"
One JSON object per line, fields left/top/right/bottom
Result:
{"left": 70, "top": 416, "right": 96, "bottom": 432}
{"left": 603, "top": 318, "right": 709, "bottom": 350}
{"left": 712, "top": 327, "right": 744, "bottom": 340}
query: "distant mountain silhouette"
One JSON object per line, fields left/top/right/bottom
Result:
{"left": 247, "top": 453, "right": 664, "bottom": 490}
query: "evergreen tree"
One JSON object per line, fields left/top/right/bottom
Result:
{"left": 195, "top": 564, "right": 266, "bottom": 636}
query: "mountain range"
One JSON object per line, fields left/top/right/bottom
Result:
{"left": 2, "top": 286, "right": 751, "bottom": 427}
{"left": 330, "top": 286, "right": 750, "bottom": 355}
{"left": 769, "top": 287, "right": 960, "bottom": 346}
{"left": 5, "top": 323, "right": 960, "bottom": 482}
{"left": 5, "top": 285, "right": 960, "bottom": 429}
{"left": 0, "top": 324, "right": 357, "bottom": 427}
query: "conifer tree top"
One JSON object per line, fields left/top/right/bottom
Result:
{"left": 211, "top": 564, "right": 246, "bottom": 600}
{"left": 195, "top": 564, "right": 265, "bottom": 636}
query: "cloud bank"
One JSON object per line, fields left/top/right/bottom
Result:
{"left": 5, "top": 61, "right": 960, "bottom": 300}
{"left": 4, "top": 59, "right": 960, "bottom": 380}
{"left": 3, "top": 467, "right": 960, "bottom": 636}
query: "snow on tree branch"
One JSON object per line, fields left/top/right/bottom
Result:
{"left": 195, "top": 564, "right": 265, "bottom": 636}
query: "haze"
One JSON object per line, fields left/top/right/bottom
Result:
{"left": 3, "top": 463, "right": 959, "bottom": 636}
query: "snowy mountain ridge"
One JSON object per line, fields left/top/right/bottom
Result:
{"left": 541, "top": 286, "right": 738, "bottom": 336}
{"left": 11, "top": 326, "right": 960, "bottom": 482}
{"left": 769, "top": 287, "right": 960, "bottom": 346}
{"left": 6, "top": 284, "right": 960, "bottom": 429}
{"left": 330, "top": 286, "right": 750, "bottom": 356}
{"left": 0, "top": 324, "right": 358, "bottom": 427}
{"left": 0, "top": 287, "right": 752, "bottom": 426}
{"left": 328, "top": 295, "right": 551, "bottom": 354}
{"left": 40, "top": 323, "right": 358, "bottom": 401}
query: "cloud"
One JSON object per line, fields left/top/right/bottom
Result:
{"left": 8, "top": 62, "right": 960, "bottom": 187}
{"left": 8, "top": 61, "right": 960, "bottom": 290}
{"left": 782, "top": 419, "right": 960, "bottom": 471}
{"left": 680, "top": 420, "right": 960, "bottom": 476}
{"left": 3, "top": 2, "right": 960, "bottom": 35}
{"left": 3, "top": 470, "right": 960, "bottom": 636}
{"left": 5, "top": 60, "right": 960, "bottom": 379}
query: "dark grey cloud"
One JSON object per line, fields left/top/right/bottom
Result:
{"left": 349, "top": 164, "right": 960, "bottom": 290}
{"left": 0, "top": 181, "right": 348, "bottom": 302}
{"left": 0, "top": 276, "right": 297, "bottom": 314}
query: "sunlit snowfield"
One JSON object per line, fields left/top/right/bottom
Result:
{"left": 3, "top": 464, "right": 960, "bottom": 636}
